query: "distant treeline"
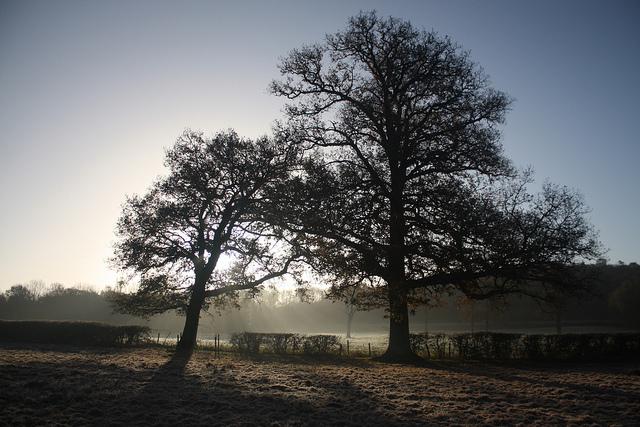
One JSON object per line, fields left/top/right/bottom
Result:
{"left": 1, "top": 264, "right": 639, "bottom": 336}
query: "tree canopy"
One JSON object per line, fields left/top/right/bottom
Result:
{"left": 270, "top": 12, "right": 602, "bottom": 359}
{"left": 111, "top": 130, "right": 302, "bottom": 350}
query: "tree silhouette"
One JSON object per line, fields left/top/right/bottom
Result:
{"left": 326, "top": 276, "right": 380, "bottom": 339}
{"left": 270, "top": 12, "right": 602, "bottom": 360}
{"left": 111, "top": 130, "right": 301, "bottom": 351}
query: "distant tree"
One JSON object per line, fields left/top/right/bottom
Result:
{"left": 45, "top": 283, "right": 66, "bottom": 296}
{"left": 327, "top": 277, "right": 379, "bottom": 338}
{"left": 5, "top": 285, "right": 35, "bottom": 303}
{"left": 270, "top": 12, "right": 602, "bottom": 360}
{"left": 343, "top": 285, "right": 362, "bottom": 339}
{"left": 0, "top": 285, "right": 35, "bottom": 319}
{"left": 25, "top": 280, "right": 47, "bottom": 299}
{"left": 609, "top": 277, "right": 640, "bottom": 327}
{"left": 111, "top": 130, "right": 302, "bottom": 351}
{"left": 0, "top": 292, "right": 6, "bottom": 313}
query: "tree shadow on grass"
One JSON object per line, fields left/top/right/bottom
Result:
{"left": 126, "top": 349, "right": 403, "bottom": 426}
{"left": 417, "top": 358, "right": 640, "bottom": 423}
{"left": 228, "top": 351, "right": 375, "bottom": 369}
{"left": 9, "top": 345, "right": 637, "bottom": 426}
{"left": 424, "top": 358, "right": 640, "bottom": 395}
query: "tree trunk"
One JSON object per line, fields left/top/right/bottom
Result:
{"left": 346, "top": 310, "right": 354, "bottom": 339}
{"left": 177, "top": 276, "right": 206, "bottom": 352}
{"left": 382, "top": 162, "right": 418, "bottom": 361}
{"left": 382, "top": 284, "right": 417, "bottom": 361}
{"left": 381, "top": 141, "right": 418, "bottom": 361}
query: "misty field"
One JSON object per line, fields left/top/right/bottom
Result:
{"left": 1, "top": 344, "right": 639, "bottom": 426}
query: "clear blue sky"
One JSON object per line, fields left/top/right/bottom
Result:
{"left": 0, "top": 0, "right": 638, "bottom": 290}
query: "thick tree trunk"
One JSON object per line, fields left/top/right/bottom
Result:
{"left": 381, "top": 157, "right": 419, "bottom": 361}
{"left": 177, "top": 276, "right": 206, "bottom": 352}
{"left": 382, "top": 284, "right": 418, "bottom": 361}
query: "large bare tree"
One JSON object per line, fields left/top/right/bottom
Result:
{"left": 270, "top": 12, "right": 601, "bottom": 360}
{"left": 111, "top": 130, "right": 301, "bottom": 351}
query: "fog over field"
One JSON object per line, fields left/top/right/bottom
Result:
{"left": 3, "top": 263, "right": 639, "bottom": 342}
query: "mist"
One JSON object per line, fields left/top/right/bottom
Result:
{"left": 3, "top": 263, "right": 639, "bottom": 340}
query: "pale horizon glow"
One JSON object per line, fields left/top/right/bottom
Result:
{"left": 1, "top": 0, "right": 638, "bottom": 291}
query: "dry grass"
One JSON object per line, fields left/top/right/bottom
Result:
{"left": 1, "top": 343, "right": 639, "bottom": 426}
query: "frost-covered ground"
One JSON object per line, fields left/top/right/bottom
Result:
{"left": 1, "top": 344, "right": 639, "bottom": 426}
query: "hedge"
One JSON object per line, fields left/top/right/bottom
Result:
{"left": 0, "top": 320, "right": 150, "bottom": 347}
{"left": 410, "top": 332, "right": 640, "bottom": 361}
{"left": 230, "top": 332, "right": 340, "bottom": 355}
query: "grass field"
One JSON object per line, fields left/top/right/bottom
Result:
{"left": 1, "top": 343, "right": 639, "bottom": 426}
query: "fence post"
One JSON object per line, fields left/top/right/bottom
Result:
{"left": 157, "top": 333, "right": 160, "bottom": 344}
{"left": 368, "top": 342, "right": 372, "bottom": 357}
{"left": 339, "top": 343, "right": 343, "bottom": 356}
{"left": 347, "top": 340, "right": 350, "bottom": 356}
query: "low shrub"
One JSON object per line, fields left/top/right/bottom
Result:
{"left": 229, "top": 332, "right": 264, "bottom": 353}
{"left": 0, "top": 320, "right": 150, "bottom": 347}
{"left": 409, "top": 332, "right": 428, "bottom": 355}
{"left": 301, "top": 334, "right": 340, "bottom": 355}
{"left": 229, "top": 332, "right": 340, "bottom": 355}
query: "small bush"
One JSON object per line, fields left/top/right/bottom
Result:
{"left": 410, "top": 333, "right": 451, "bottom": 358}
{"left": 409, "top": 332, "right": 429, "bottom": 355}
{"left": 301, "top": 334, "right": 340, "bottom": 355}
{"left": 229, "top": 332, "right": 264, "bottom": 353}
{"left": 0, "top": 320, "right": 150, "bottom": 347}
{"left": 270, "top": 333, "right": 301, "bottom": 353}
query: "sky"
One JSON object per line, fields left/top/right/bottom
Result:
{"left": 0, "top": 0, "right": 638, "bottom": 291}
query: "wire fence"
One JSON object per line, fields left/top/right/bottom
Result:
{"left": 148, "top": 330, "right": 640, "bottom": 361}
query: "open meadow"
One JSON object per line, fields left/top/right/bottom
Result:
{"left": 1, "top": 343, "right": 639, "bottom": 426}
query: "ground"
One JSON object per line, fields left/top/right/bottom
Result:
{"left": 1, "top": 344, "right": 639, "bottom": 426}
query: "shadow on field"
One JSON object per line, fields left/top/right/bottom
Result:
{"left": 0, "top": 348, "right": 400, "bottom": 425}
{"left": 123, "top": 350, "right": 400, "bottom": 426}
{"left": 232, "top": 351, "right": 375, "bottom": 369}
{"left": 422, "top": 359, "right": 640, "bottom": 405}
{"left": 2, "top": 345, "right": 640, "bottom": 425}
{"left": 0, "top": 355, "right": 147, "bottom": 423}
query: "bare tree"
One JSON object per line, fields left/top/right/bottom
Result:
{"left": 327, "top": 277, "right": 375, "bottom": 339}
{"left": 24, "top": 280, "right": 47, "bottom": 300}
{"left": 270, "top": 12, "right": 602, "bottom": 360}
{"left": 111, "top": 130, "right": 302, "bottom": 351}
